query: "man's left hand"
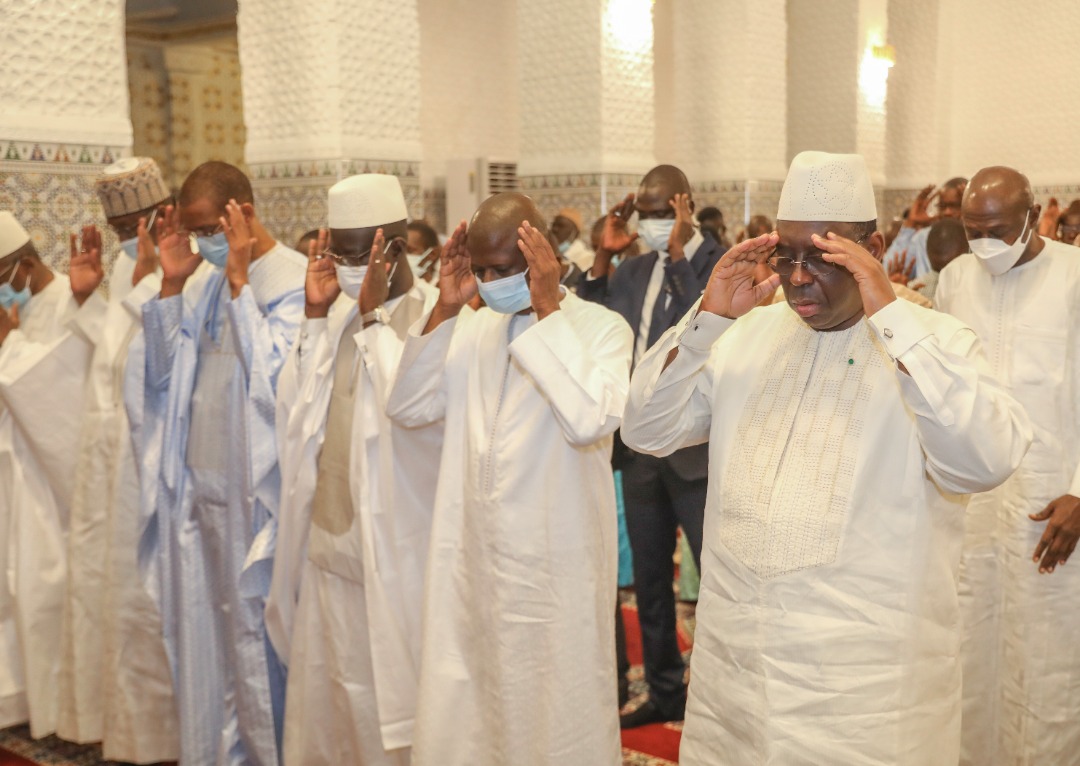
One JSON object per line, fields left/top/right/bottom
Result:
{"left": 814, "top": 232, "right": 896, "bottom": 318}
{"left": 359, "top": 229, "right": 391, "bottom": 317}
{"left": 69, "top": 225, "right": 104, "bottom": 306}
{"left": 667, "top": 193, "right": 695, "bottom": 261}
{"left": 1031, "top": 494, "right": 1080, "bottom": 573}
{"left": 223, "top": 198, "right": 256, "bottom": 299}
{"left": 518, "top": 221, "right": 562, "bottom": 319}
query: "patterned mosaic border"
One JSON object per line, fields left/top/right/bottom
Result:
{"left": 249, "top": 158, "right": 420, "bottom": 186}
{"left": 1, "top": 141, "right": 127, "bottom": 167}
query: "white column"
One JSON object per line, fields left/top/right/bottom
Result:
{"left": 237, "top": 0, "right": 422, "bottom": 244}
{"left": 788, "top": 0, "right": 891, "bottom": 191}
{"left": 0, "top": 0, "right": 132, "bottom": 268}
{"left": 517, "top": 0, "right": 655, "bottom": 221}
{"left": 666, "top": 0, "right": 788, "bottom": 224}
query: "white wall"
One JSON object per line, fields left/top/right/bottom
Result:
{"left": 418, "top": 0, "right": 520, "bottom": 190}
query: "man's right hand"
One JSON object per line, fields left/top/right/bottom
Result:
{"left": 700, "top": 232, "right": 780, "bottom": 319}
{"left": 590, "top": 194, "right": 638, "bottom": 278}
{"left": 888, "top": 252, "right": 915, "bottom": 285}
{"left": 425, "top": 221, "right": 474, "bottom": 332}
{"left": 158, "top": 205, "right": 201, "bottom": 297}
{"left": 905, "top": 184, "right": 938, "bottom": 229}
{"left": 304, "top": 228, "right": 340, "bottom": 318}
{"left": 1039, "top": 197, "right": 1061, "bottom": 239}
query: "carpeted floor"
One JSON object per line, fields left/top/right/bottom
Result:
{"left": 0, "top": 591, "right": 696, "bottom": 765}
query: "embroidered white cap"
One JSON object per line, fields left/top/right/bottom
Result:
{"left": 778, "top": 151, "right": 878, "bottom": 222}
{"left": 0, "top": 212, "right": 31, "bottom": 259}
{"left": 95, "top": 157, "right": 171, "bottom": 218}
{"left": 328, "top": 174, "right": 408, "bottom": 229}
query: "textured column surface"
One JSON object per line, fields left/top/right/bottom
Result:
{"left": 517, "top": 0, "right": 655, "bottom": 221}
{"left": 237, "top": 0, "right": 422, "bottom": 243}
{"left": 0, "top": 0, "right": 132, "bottom": 269}
{"left": 667, "top": 0, "right": 787, "bottom": 224}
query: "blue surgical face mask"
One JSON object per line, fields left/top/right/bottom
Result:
{"left": 558, "top": 239, "right": 571, "bottom": 254}
{"left": 0, "top": 263, "right": 31, "bottom": 311}
{"left": 193, "top": 231, "right": 230, "bottom": 267}
{"left": 119, "top": 237, "right": 140, "bottom": 261}
{"left": 637, "top": 218, "right": 676, "bottom": 253}
{"left": 476, "top": 268, "right": 532, "bottom": 314}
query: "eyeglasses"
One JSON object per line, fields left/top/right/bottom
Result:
{"left": 180, "top": 221, "right": 225, "bottom": 239}
{"left": 322, "top": 236, "right": 408, "bottom": 266}
{"left": 113, "top": 208, "right": 158, "bottom": 241}
{"left": 767, "top": 236, "right": 869, "bottom": 278}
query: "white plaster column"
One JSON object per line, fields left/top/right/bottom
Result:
{"left": 787, "top": 0, "right": 891, "bottom": 192}
{"left": 237, "top": 0, "right": 422, "bottom": 244}
{"left": 517, "top": 0, "right": 656, "bottom": 221}
{"left": 0, "top": 0, "right": 132, "bottom": 268}
{"left": 666, "top": 0, "right": 788, "bottom": 224}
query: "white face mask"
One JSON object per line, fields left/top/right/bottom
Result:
{"left": 335, "top": 264, "right": 367, "bottom": 300}
{"left": 637, "top": 219, "right": 676, "bottom": 253}
{"left": 406, "top": 247, "right": 432, "bottom": 275}
{"left": 969, "top": 210, "right": 1034, "bottom": 276}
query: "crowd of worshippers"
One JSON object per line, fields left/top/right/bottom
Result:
{"left": 0, "top": 147, "right": 1073, "bottom": 766}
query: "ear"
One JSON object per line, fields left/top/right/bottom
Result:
{"left": 688, "top": 199, "right": 696, "bottom": 216}
{"left": 864, "top": 231, "right": 887, "bottom": 262}
{"left": 1031, "top": 203, "right": 1042, "bottom": 228}
{"left": 240, "top": 202, "right": 257, "bottom": 221}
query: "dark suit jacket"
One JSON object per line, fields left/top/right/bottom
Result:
{"left": 578, "top": 231, "right": 726, "bottom": 481}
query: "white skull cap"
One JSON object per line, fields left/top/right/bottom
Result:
{"left": 778, "top": 151, "right": 877, "bottom": 222}
{"left": 328, "top": 174, "right": 408, "bottom": 228}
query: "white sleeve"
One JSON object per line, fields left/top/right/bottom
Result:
{"left": 622, "top": 303, "right": 732, "bottom": 457}
{"left": 867, "top": 299, "right": 1033, "bottom": 494}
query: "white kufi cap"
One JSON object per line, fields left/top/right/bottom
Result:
{"left": 0, "top": 212, "right": 31, "bottom": 259}
{"left": 95, "top": 157, "right": 170, "bottom": 218}
{"left": 328, "top": 174, "right": 408, "bottom": 228}
{"left": 777, "top": 151, "right": 877, "bottom": 222}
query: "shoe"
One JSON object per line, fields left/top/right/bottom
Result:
{"left": 619, "top": 698, "right": 684, "bottom": 729}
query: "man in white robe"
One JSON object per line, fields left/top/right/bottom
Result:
{"left": 387, "top": 193, "right": 631, "bottom": 766}
{"left": 268, "top": 174, "right": 440, "bottom": 765}
{"left": 54, "top": 158, "right": 179, "bottom": 761}
{"left": 0, "top": 214, "right": 107, "bottom": 737}
{"left": 935, "top": 166, "right": 1080, "bottom": 765}
{"left": 622, "top": 151, "right": 1033, "bottom": 766}
{"left": 127, "top": 161, "right": 306, "bottom": 765}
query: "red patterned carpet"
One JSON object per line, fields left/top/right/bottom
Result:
{"left": 619, "top": 593, "right": 696, "bottom": 766}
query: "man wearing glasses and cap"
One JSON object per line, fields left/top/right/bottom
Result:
{"left": 127, "top": 160, "right": 306, "bottom": 765}
{"left": 0, "top": 212, "right": 107, "bottom": 738}
{"left": 623, "top": 151, "right": 1032, "bottom": 765}
{"left": 56, "top": 157, "right": 179, "bottom": 762}
{"left": 267, "top": 174, "right": 439, "bottom": 766}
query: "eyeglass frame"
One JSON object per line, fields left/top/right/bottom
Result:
{"left": 321, "top": 235, "right": 410, "bottom": 267}
{"left": 112, "top": 208, "right": 159, "bottom": 242}
{"left": 766, "top": 234, "right": 871, "bottom": 278}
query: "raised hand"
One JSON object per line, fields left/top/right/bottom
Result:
{"left": 602, "top": 194, "right": 638, "bottom": 254}
{"left": 888, "top": 252, "right": 915, "bottom": 285}
{"left": 436, "top": 221, "right": 476, "bottom": 309}
{"left": 69, "top": 225, "right": 104, "bottom": 306}
{"left": 517, "top": 221, "right": 562, "bottom": 318}
{"left": 304, "top": 228, "right": 339, "bottom": 318}
{"left": 359, "top": 229, "right": 391, "bottom": 316}
{"left": 701, "top": 232, "right": 781, "bottom": 319}
{"left": 905, "top": 185, "right": 938, "bottom": 229}
{"left": 132, "top": 212, "right": 160, "bottom": 287}
{"left": 813, "top": 232, "right": 896, "bottom": 318}
{"left": 158, "top": 204, "right": 202, "bottom": 297}
{"left": 223, "top": 199, "right": 256, "bottom": 298}
{"left": 1030, "top": 494, "right": 1080, "bottom": 574}
{"left": 0, "top": 304, "right": 18, "bottom": 346}
{"left": 1039, "top": 197, "right": 1061, "bottom": 239}
{"left": 667, "top": 193, "right": 695, "bottom": 261}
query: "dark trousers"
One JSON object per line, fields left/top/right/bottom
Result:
{"left": 622, "top": 452, "right": 706, "bottom": 715}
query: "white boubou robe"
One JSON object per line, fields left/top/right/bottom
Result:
{"left": 386, "top": 291, "right": 631, "bottom": 766}
{"left": 270, "top": 280, "right": 440, "bottom": 766}
{"left": 936, "top": 239, "right": 1080, "bottom": 765}
{"left": 126, "top": 245, "right": 305, "bottom": 766}
{"left": 54, "top": 250, "right": 179, "bottom": 761}
{"left": 0, "top": 277, "right": 106, "bottom": 738}
{"left": 622, "top": 299, "right": 1032, "bottom": 766}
